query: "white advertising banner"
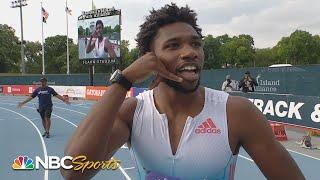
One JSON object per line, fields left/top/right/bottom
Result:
{"left": 51, "top": 86, "right": 86, "bottom": 98}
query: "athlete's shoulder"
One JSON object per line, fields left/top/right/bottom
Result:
{"left": 227, "top": 95, "right": 253, "bottom": 111}
{"left": 227, "top": 95, "right": 261, "bottom": 126}
{"left": 118, "top": 97, "right": 139, "bottom": 127}
{"left": 204, "top": 87, "right": 229, "bottom": 103}
{"left": 47, "top": 86, "right": 54, "bottom": 90}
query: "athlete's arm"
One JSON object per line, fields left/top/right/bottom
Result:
{"left": 61, "top": 52, "right": 182, "bottom": 180}
{"left": 104, "top": 38, "right": 116, "bottom": 58}
{"left": 17, "top": 89, "right": 38, "bottom": 108}
{"left": 86, "top": 32, "right": 97, "bottom": 53}
{"left": 49, "top": 87, "right": 69, "bottom": 104}
{"left": 228, "top": 96, "right": 305, "bottom": 179}
{"left": 54, "top": 94, "right": 70, "bottom": 104}
{"left": 61, "top": 85, "right": 135, "bottom": 180}
{"left": 17, "top": 96, "right": 34, "bottom": 108}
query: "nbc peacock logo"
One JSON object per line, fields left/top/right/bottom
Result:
{"left": 12, "top": 155, "right": 35, "bottom": 170}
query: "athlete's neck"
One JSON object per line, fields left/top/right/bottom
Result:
{"left": 154, "top": 83, "right": 205, "bottom": 117}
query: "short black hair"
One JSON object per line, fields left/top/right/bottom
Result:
{"left": 96, "top": 20, "right": 104, "bottom": 27}
{"left": 40, "top": 77, "right": 47, "bottom": 82}
{"left": 136, "top": 3, "right": 202, "bottom": 56}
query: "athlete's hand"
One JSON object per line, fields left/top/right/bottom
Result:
{"left": 17, "top": 102, "right": 24, "bottom": 108}
{"left": 122, "top": 52, "right": 182, "bottom": 84}
{"left": 91, "top": 30, "right": 98, "bottom": 39}
{"left": 63, "top": 99, "right": 71, "bottom": 105}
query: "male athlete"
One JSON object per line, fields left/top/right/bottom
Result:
{"left": 86, "top": 20, "right": 117, "bottom": 58}
{"left": 61, "top": 4, "right": 304, "bottom": 180}
{"left": 18, "top": 77, "right": 70, "bottom": 138}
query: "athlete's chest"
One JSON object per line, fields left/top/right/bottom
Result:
{"left": 131, "top": 109, "right": 232, "bottom": 178}
{"left": 166, "top": 114, "right": 193, "bottom": 156}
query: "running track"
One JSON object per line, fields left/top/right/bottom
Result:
{"left": 0, "top": 95, "right": 319, "bottom": 180}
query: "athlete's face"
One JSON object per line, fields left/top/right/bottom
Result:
{"left": 41, "top": 81, "right": 47, "bottom": 87}
{"left": 96, "top": 24, "right": 103, "bottom": 38}
{"left": 152, "top": 22, "right": 204, "bottom": 93}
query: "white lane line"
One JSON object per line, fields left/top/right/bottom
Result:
{"left": 0, "top": 102, "right": 132, "bottom": 179}
{"left": 118, "top": 166, "right": 132, "bottom": 180}
{"left": 0, "top": 106, "right": 49, "bottom": 180}
{"left": 55, "top": 108, "right": 126, "bottom": 151}
{"left": 3, "top": 101, "right": 320, "bottom": 164}
{"left": 52, "top": 109, "right": 131, "bottom": 180}
{"left": 12, "top": 117, "right": 39, "bottom": 120}
{"left": 287, "top": 149, "right": 320, "bottom": 161}
{"left": 0, "top": 99, "right": 91, "bottom": 109}
{"left": 54, "top": 106, "right": 87, "bottom": 115}
{"left": 123, "top": 167, "right": 135, "bottom": 170}
{"left": 52, "top": 114, "right": 78, "bottom": 127}
{"left": 238, "top": 149, "right": 320, "bottom": 163}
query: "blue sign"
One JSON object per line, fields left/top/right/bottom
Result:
{"left": 231, "top": 92, "right": 320, "bottom": 130}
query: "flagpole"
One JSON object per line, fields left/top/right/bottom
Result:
{"left": 41, "top": 2, "right": 45, "bottom": 75}
{"left": 66, "top": 0, "right": 70, "bottom": 75}
{"left": 92, "top": 0, "right": 95, "bottom": 75}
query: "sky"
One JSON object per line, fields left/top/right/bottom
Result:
{"left": 1, "top": 0, "right": 320, "bottom": 49}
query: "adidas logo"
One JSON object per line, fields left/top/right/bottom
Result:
{"left": 195, "top": 118, "right": 221, "bottom": 134}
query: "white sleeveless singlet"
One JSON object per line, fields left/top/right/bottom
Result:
{"left": 130, "top": 87, "right": 238, "bottom": 180}
{"left": 94, "top": 37, "right": 108, "bottom": 58}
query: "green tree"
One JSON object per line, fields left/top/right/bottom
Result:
{"left": 220, "top": 35, "right": 255, "bottom": 67}
{"left": 276, "top": 30, "right": 320, "bottom": 65}
{"left": 314, "top": 35, "right": 320, "bottom": 64}
{"left": 254, "top": 48, "right": 277, "bottom": 67}
{"left": 113, "top": 25, "right": 120, "bottom": 33}
{"left": 217, "top": 34, "right": 231, "bottom": 44}
{"left": 103, "top": 26, "right": 113, "bottom": 36}
{"left": 203, "top": 35, "right": 222, "bottom": 69}
{"left": 129, "top": 48, "right": 139, "bottom": 63}
{"left": 44, "top": 35, "right": 73, "bottom": 73}
{"left": 69, "top": 43, "right": 88, "bottom": 73}
{"left": 0, "top": 24, "right": 20, "bottom": 73}
{"left": 78, "top": 26, "right": 85, "bottom": 37}
{"left": 25, "top": 41, "right": 42, "bottom": 73}
{"left": 85, "top": 28, "right": 90, "bottom": 36}
{"left": 120, "top": 40, "right": 131, "bottom": 68}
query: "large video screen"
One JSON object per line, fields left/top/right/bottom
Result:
{"left": 78, "top": 15, "right": 120, "bottom": 62}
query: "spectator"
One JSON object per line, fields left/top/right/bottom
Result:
{"left": 238, "top": 71, "right": 258, "bottom": 93}
{"left": 17, "top": 77, "right": 70, "bottom": 138}
{"left": 221, "top": 75, "right": 236, "bottom": 92}
{"left": 297, "top": 131, "right": 313, "bottom": 149}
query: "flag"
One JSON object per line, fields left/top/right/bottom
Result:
{"left": 42, "top": 7, "right": 49, "bottom": 23}
{"left": 65, "top": 7, "right": 72, "bottom": 15}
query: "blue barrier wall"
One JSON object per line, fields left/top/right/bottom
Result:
{"left": 231, "top": 92, "right": 320, "bottom": 130}
{"left": 1, "top": 65, "right": 319, "bottom": 96}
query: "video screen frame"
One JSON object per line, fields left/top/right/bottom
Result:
{"left": 77, "top": 8, "right": 121, "bottom": 64}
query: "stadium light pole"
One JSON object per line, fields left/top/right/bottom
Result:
{"left": 10, "top": 0, "right": 28, "bottom": 74}
{"left": 66, "top": 0, "right": 70, "bottom": 75}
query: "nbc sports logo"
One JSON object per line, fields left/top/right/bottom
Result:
{"left": 12, "top": 155, "right": 34, "bottom": 170}
{"left": 11, "top": 155, "right": 121, "bottom": 172}
{"left": 12, "top": 155, "right": 72, "bottom": 170}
